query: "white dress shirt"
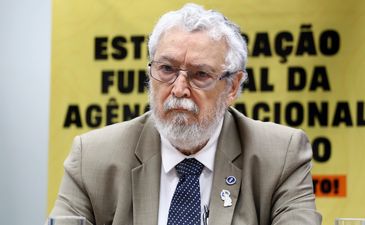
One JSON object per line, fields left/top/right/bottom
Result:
{"left": 158, "top": 118, "right": 224, "bottom": 225}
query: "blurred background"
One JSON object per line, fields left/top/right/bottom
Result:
{"left": 0, "top": 0, "right": 50, "bottom": 224}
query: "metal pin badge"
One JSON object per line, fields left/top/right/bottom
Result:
{"left": 220, "top": 189, "right": 232, "bottom": 207}
{"left": 225, "top": 176, "right": 236, "bottom": 185}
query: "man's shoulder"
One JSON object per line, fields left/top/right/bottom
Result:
{"left": 80, "top": 111, "right": 152, "bottom": 141}
{"left": 228, "top": 106, "right": 299, "bottom": 139}
{"left": 227, "top": 107, "right": 312, "bottom": 175}
{"left": 227, "top": 106, "right": 308, "bottom": 157}
{"left": 73, "top": 111, "right": 155, "bottom": 159}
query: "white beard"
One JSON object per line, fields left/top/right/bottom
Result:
{"left": 149, "top": 87, "right": 228, "bottom": 151}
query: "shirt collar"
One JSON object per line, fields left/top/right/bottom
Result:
{"left": 161, "top": 118, "right": 224, "bottom": 174}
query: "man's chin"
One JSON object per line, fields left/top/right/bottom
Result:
{"left": 163, "top": 111, "right": 198, "bottom": 125}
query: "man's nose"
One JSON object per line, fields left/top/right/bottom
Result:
{"left": 171, "top": 72, "right": 191, "bottom": 98}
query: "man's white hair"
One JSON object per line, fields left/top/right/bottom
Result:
{"left": 148, "top": 3, "right": 248, "bottom": 97}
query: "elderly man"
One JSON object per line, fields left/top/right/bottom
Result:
{"left": 48, "top": 3, "right": 322, "bottom": 225}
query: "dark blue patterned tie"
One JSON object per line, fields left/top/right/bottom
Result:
{"left": 167, "top": 158, "right": 204, "bottom": 225}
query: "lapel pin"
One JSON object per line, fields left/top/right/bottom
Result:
{"left": 220, "top": 189, "right": 232, "bottom": 207}
{"left": 225, "top": 176, "right": 236, "bottom": 185}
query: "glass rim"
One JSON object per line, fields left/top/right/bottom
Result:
{"left": 148, "top": 61, "right": 235, "bottom": 90}
{"left": 335, "top": 218, "right": 365, "bottom": 221}
{"left": 48, "top": 215, "right": 86, "bottom": 220}
{"left": 48, "top": 216, "right": 86, "bottom": 225}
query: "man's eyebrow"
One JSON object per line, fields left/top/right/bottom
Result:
{"left": 155, "top": 55, "right": 220, "bottom": 72}
{"left": 188, "top": 63, "right": 220, "bottom": 73}
{"left": 155, "top": 55, "right": 179, "bottom": 64}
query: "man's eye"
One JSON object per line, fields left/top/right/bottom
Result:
{"left": 194, "top": 71, "right": 211, "bottom": 80}
{"left": 158, "top": 64, "right": 175, "bottom": 73}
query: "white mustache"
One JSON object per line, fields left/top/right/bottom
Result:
{"left": 163, "top": 97, "right": 199, "bottom": 114}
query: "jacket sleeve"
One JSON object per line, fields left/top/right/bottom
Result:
{"left": 47, "top": 136, "right": 95, "bottom": 225}
{"left": 271, "top": 130, "right": 322, "bottom": 225}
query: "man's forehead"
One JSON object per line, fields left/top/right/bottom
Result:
{"left": 154, "top": 29, "right": 227, "bottom": 67}
{"left": 157, "top": 26, "right": 226, "bottom": 46}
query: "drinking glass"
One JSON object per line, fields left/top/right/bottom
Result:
{"left": 335, "top": 218, "right": 365, "bottom": 225}
{"left": 47, "top": 216, "right": 86, "bottom": 225}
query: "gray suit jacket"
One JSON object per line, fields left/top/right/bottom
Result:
{"left": 49, "top": 107, "right": 322, "bottom": 225}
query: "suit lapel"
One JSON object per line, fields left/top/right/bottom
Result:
{"left": 208, "top": 111, "right": 243, "bottom": 225}
{"left": 132, "top": 116, "right": 161, "bottom": 225}
{"left": 130, "top": 109, "right": 243, "bottom": 225}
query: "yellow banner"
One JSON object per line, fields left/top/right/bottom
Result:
{"left": 49, "top": 1, "right": 365, "bottom": 224}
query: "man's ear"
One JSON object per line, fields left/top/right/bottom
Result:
{"left": 226, "top": 71, "right": 243, "bottom": 106}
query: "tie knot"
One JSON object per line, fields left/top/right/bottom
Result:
{"left": 175, "top": 158, "right": 204, "bottom": 176}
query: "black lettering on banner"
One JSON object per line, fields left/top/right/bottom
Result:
{"left": 320, "top": 30, "right": 340, "bottom": 55}
{"left": 260, "top": 68, "right": 274, "bottom": 91}
{"left": 288, "top": 67, "right": 306, "bottom": 91}
{"left": 144, "top": 104, "right": 151, "bottom": 113}
{"left": 131, "top": 36, "right": 145, "bottom": 59}
{"left": 320, "top": 179, "right": 332, "bottom": 194}
{"left": 112, "top": 36, "right": 128, "bottom": 60}
{"left": 95, "top": 37, "right": 108, "bottom": 60}
{"left": 308, "top": 102, "right": 328, "bottom": 126}
{"left": 234, "top": 103, "right": 247, "bottom": 116}
{"left": 123, "top": 104, "right": 141, "bottom": 121}
{"left": 312, "top": 177, "right": 343, "bottom": 196}
{"left": 101, "top": 69, "right": 148, "bottom": 94}
{"left": 106, "top": 98, "right": 119, "bottom": 125}
{"left": 245, "top": 25, "right": 340, "bottom": 63}
{"left": 101, "top": 70, "right": 114, "bottom": 94}
{"left": 288, "top": 66, "right": 330, "bottom": 91}
{"left": 86, "top": 104, "right": 102, "bottom": 128}
{"left": 310, "top": 66, "right": 331, "bottom": 91}
{"left": 233, "top": 101, "right": 365, "bottom": 128}
{"left": 333, "top": 179, "right": 340, "bottom": 194}
{"left": 95, "top": 35, "right": 148, "bottom": 61}
{"left": 63, "top": 102, "right": 153, "bottom": 129}
{"left": 312, "top": 137, "right": 331, "bottom": 163}
{"left": 252, "top": 103, "right": 270, "bottom": 121}
{"left": 358, "top": 102, "right": 365, "bottom": 126}
{"left": 296, "top": 24, "right": 317, "bottom": 56}
{"left": 242, "top": 67, "right": 274, "bottom": 92}
{"left": 274, "top": 102, "right": 281, "bottom": 124}
{"left": 332, "top": 102, "right": 353, "bottom": 126}
{"left": 242, "top": 68, "right": 256, "bottom": 92}
{"left": 285, "top": 102, "right": 304, "bottom": 126}
{"left": 241, "top": 33, "right": 249, "bottom": 45}
{"left": 275, "top": 31, "right": 293, "bottom": 63}
{"left": 252, "top": 33, "right": 272, "bottom": 57}
{"left": 117, "top": 70, "right": 135, "bottom": 93}
{"left": 64, "top": 105, "right": 82, "bottom": 128}
{"left": 138, "top": 70, "right": 148, "bottom": 93}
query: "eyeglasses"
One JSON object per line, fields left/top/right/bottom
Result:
{"left": 148, "top": 61, "right": 236, "bottom": 90}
